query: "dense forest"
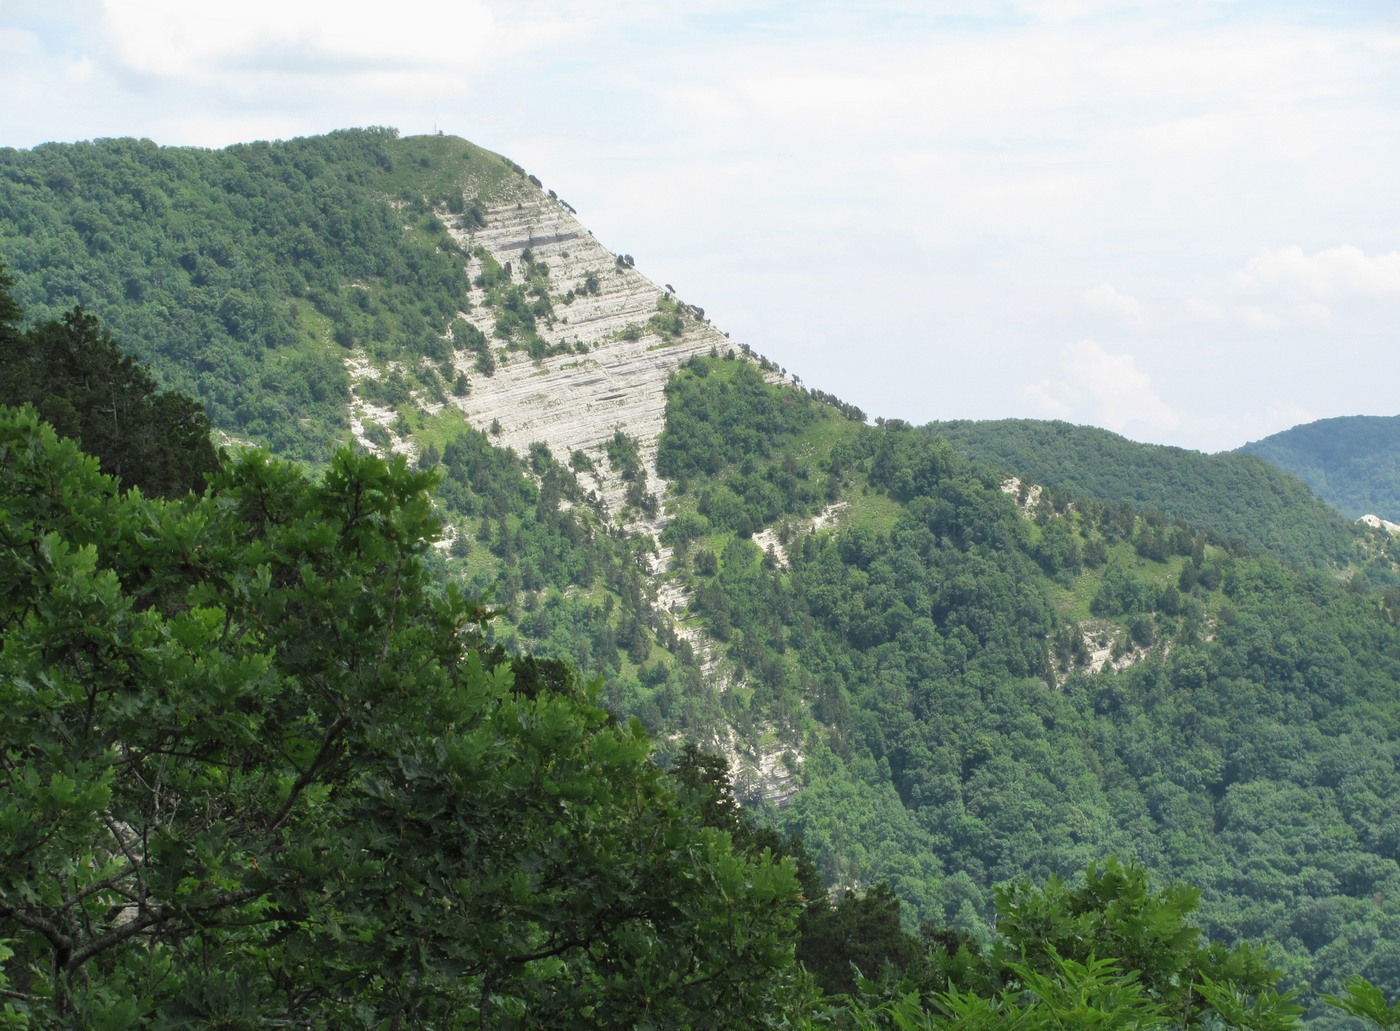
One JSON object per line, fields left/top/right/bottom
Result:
{"left": 0, "top": 316, "right": 1390, "bottom": 1027}
{"left": 9, "top": 281, "right": 1389, "bottom": 1025}
{"left": 660, "top": 360, "right": 1400, "bottom": 1023}
{"left": 919, "top": 418, "right": 1389, "bottom": 577}
{"left": 0, "top": 128, "right": 503, "bottom": 461}
{"left": 5, "top": 130, "right": 1400, "bottom": 1025}
{"left": 1240, "top": 415, "right": 1400, "bottom": 524}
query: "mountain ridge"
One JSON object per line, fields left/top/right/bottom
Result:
{"left": 439, "top": 165, "right": 751, "bottom": 519}
{"left": 1239, "top": 413, "right": 1400, "bottom": 524}
{"left": 919, "top": 416, "right": 1394, "bottom": 578}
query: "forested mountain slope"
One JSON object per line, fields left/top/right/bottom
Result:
{"left": 920, "top": 417, "right": 1393, "bottom": 578}
{"left": 11, "top": 267, "right": 1372, "bottom": 1028}
{"left": 5, "top": 130, "right": 1400, "bottom": 1022}
{"left": 1241, "top": 415, "right": 1400, "bottom": 524}
{"left": 1, "top": 386, "right": 1365, "bottom": 1027}
{"left": 0, "top": 128, "right": 799, "bottom": 791}
{"left": 0, "top": 128, "right": 743, "bottom": 496}
{"left": 663, "top": 362, "right": 1400, "bottom": 1020}
{"left": 2, "top": 129, "right": 468, "bottom": 461}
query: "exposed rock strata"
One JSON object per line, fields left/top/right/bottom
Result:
{"left": 350, "top": 173, "right": 804, "bottom": 803}
{"left": 444, "top": 191, "right": 737, "bottom": 520}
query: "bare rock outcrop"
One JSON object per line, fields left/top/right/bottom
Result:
{"left": 1360, "top": 514, "right": 1400, "bottom": 535}
{"left": 350, "top": 169, "right": 808, "bottom": 802}
{"left": 443, "top": 191, "right": 736, "bottom": 521}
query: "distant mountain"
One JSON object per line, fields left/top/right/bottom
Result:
{"left": 1239, "top": 414, "right": 1400, "bottom": 523}
{"left": 920, "top": 417, "right": 1368, "bottom": 573}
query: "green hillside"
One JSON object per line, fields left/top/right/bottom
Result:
{"left": 5, "top": 131, "right": 1400, "bottom": 1023}
{"left": 5, "top": 265, "right": 1362, "bottom": 1029}
{"left": 0, "top": 130, "right": 742, "bottom": 753}
{"left": 1241, "top": 415, "right": 1400, "bottom": 524}
{"left": 665, "top": 363, "right": 1400, "bottom": 1020}
{"left": 920, "top": 418, "right": 1383, "bottom": 576}
{"left": 3, "top": 387, "right": 1366, "bottom": 1027}
{"left": 0, "top": 129, "right": 517, "bottom": 461}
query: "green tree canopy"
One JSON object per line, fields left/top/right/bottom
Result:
{"left": 0, "top": 264, "right": 219, "bottom": 496}
{"left": 0, "top": 406, "right": 802, "bottom": 1027}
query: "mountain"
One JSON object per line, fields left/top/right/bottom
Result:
{"left": 1240, "top": 414, "right": 1400, "bottom": 525}
{"left": 6, "top": 129, "right": 1400, "bottom": 1019}
{"left": 918, "top": 418, "right": 1385, "bottom": 575}
{"left": 0, "top": 271, "right": 1330, "bottom": 1028}
{"left": 0, "top": 126, "right": 814, "bottom": 797}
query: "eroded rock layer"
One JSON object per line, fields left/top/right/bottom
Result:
{"left": 445, "top": 191, "right": 735, "bottom": 519}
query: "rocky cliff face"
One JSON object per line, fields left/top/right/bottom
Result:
{"left": 352, "top": 166, "right": 799, "bottom": 803}
{"left": 445, "top": 188, "right": 733, "bottom": 520}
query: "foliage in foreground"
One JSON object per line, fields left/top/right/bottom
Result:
{"left": 0, "top": 262, "right": 220, "bottom": 498}
{"left": 0, "top": 406, "right": 800, "bottom": 1027}
{"left": 802, "top": 857, "right": 1302, "bottom": 1030}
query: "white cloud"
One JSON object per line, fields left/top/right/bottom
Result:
{"left": 1184, "top": 296, "right": 1226, "bottom": 323}
{"left": 1240, "top": 304, "right": 1282, "bottom": 330}
{"left": 741, "top": 72, "right": 895, "bottom": 125}
{"left": 1024, "top": 339, "right": 1178, "bottom": 435}
{"left": 1083, "top": 282, "right": 1141, "bottom": 323}
{"left": 1021, "top": 381, "right": 1073, "bottom": 420}
{"left": 1017, "top": 0, "right": 1095, "bottom": 22}
{"left": 0, "top": 28, "right": 42, "bottom": 56}
{"left": 64, "top": 56, "right": 97, "bottom": 85}
{"left": 1199, "top": 400, "right": 1319, "bottom": 451}
{"left": 1237, "top": 245, "right": 1400, "bottom": 296}
{"left": 1251, "top": 401, "right": 1319, "bottom": 441}
{"left": 98, "top": 0, "right": 497, "bottom": 81}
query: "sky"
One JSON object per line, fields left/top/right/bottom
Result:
{"left": 2, "top": 1, "right": 1398, "bottom": 452}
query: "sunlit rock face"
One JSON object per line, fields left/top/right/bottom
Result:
{"left": 445, "top": 190, "right": 735, "bottom": 521}
{"left": 1360, "top": 514, "right": 1400, "bottom": 534}
{"left": 434, "top": 184, "right": 800, "bottom": 799}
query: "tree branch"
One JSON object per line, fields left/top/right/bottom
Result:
{"left": 0, "top": 903, "right": 73, "bottom": 956}
{"left": 66, "top": 885, "right": 264, "bottom": 969}
{"left": 265, "top": 714, "right": 349, "bottom": 834}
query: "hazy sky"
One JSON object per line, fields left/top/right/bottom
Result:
{"left": 3, "top": 1, "right": 1397, "bottom": 451}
